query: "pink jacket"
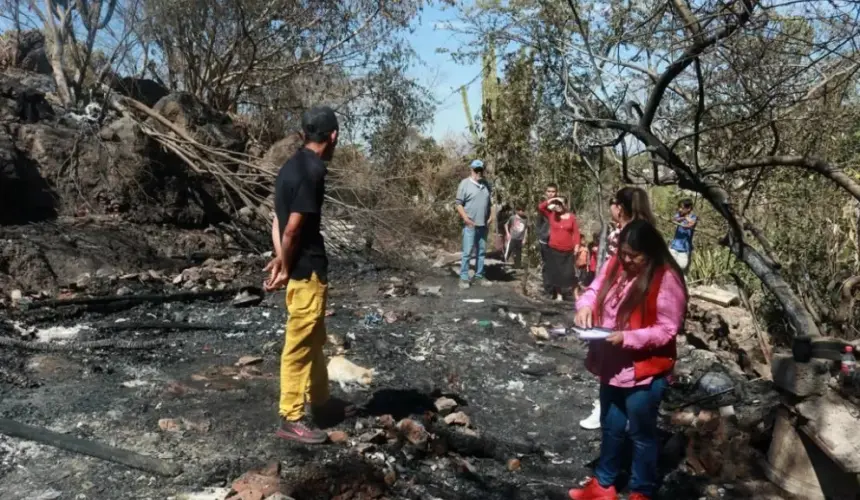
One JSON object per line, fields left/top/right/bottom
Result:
{"left": 575, "top": 261, "right": 687, "bottom": 387}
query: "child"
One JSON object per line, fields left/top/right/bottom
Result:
{"left": 505, "top": 206, "right": 528, "bottom": 269}
{"left": 575, "top": 231, "right": 589, "bottom": 281}
{"left": 584, "top": 232, "right": 599, "bottom": 285}
{"left": 575, "top": 232, "right": 600, "bottom": 299}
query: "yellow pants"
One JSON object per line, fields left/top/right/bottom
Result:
{"left": 279, "top": 273, "right": 329, "bottom": 421}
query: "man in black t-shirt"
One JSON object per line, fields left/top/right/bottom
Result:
{"left": 264, "top": 106, "right": 339, "bottom": 444}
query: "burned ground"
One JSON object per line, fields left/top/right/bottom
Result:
{"left": 0, "top": 257, "right": 789, "bottom": 500}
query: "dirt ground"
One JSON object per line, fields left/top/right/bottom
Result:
{"left": 0, "top": 256, "right": 788, "bottom": 500}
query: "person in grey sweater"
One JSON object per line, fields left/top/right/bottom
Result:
{"left": 455, "top": 159, "right": 493, "bottom": 288}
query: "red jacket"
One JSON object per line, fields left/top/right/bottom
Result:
{"left": 585, "top": 259, "right": 677, "bottom": 381}
{"left": 538, "top": 200, "right": 581, "bottom": 252}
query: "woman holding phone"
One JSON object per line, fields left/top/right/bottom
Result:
{"left": 568, "top": 220, "right": 687, "bottom": 500}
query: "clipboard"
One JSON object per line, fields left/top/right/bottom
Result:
{"left": 571, "top": 326, "right": 613, "bottom": 340}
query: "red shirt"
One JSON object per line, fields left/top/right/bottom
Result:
{"left": 538, "top": 200, "right": 581, "bottom": 252}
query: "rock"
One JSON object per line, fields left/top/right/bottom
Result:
{"left": 264, "top": 495, "right": 295, "bottom": 500}
{"left": 443, "top": 411, "right": 471, "bottom": 426}
{"left": 506, "top": 458, "right": 521, "bottom": 471}
{"left": 260, "top": 133, "right": 302, "bottom": 172}
{"left": 327, "top": 430, "right": 348, "bottom": 443}
{"left": 698, "top": 371, "right": 735, "bottom": 394}
{"left": 529, "top": 326, "right": 550, "bottom": 341}
{"left": 327, "top": 356, "right": 373, "bottom": 385}
{"left": 434, "top": 397, "right": 458, "bottom": 414}
{"left": 704, "top": 484, "right": 721, "bottom": 498}
{"left": 377, "top": 414, "right": 395, "bottom": 428}
{"left": 158, "top": 418, "right": 182, "bottom": 432}
{"left": 73, "top": 273, "right": 91, "bottom": 290}
{"left": 181, "top": 417, "right": 212, "bottom": 433}
{"left": 354, "top": 443, "right": 376, "bottom": 454}
{"left": 230, "top": 468, "right": 284, "bottom": 500}
{"left": 396, "top": 418, "right": 429, "bottom": 447}
{"left": 10, "top": 289, "right": 22, "bottom": 302}
{"left": 671, "top": 410, "right": 697, "bottom": 427}
{"left": 695, "top": 410, "right": 721, "bottom": 432}
{"left": 383, "top": 469, "right": 397, "bottom": 486}
{"left": 383, "top": 311, "right": 398, "bottom": 324}
{"left": 0, "top": 30, "right": 52, "bottom": 75}
{"left": 116, "top": 286, "right": 133, "bottom": 296}
{"left": 358, "top": 429, "right": 386, "bottom": 444}
{"left": 150, "top": 92, "right": 247, "bottom": 151}
{"left": 236, "top": 355, "right": 263, "bottom": 367}
{"left": 104, "top": 74, "right": 169, "bottom": 108}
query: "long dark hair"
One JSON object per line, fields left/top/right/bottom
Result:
{"left": 615, "top": 187, "right": 656, "bottom": 225}
{"left": 595, "top": 219, "right": 687, "bottom": 328}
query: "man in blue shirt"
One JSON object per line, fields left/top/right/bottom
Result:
{"left": 455, "top": 159, "right": 493, "bottom": 288}
{"left": 669, "top": 198, "right": 697, "bottom": 273}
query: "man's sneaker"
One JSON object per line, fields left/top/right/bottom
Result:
{"left": 275, "top": 417, "right": 328, "bottom": 444}
{"left": 579, "top": 400, "right": 601, "bottom": 430}
{"left": 459, "top": 280, "right": 471, "bottom": 289}
{"left": 568, "top": 478, "right": 617, "bottom": 500}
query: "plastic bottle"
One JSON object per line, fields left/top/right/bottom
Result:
{"left": 841, "top": 345, "right": 856, "bottom": 374}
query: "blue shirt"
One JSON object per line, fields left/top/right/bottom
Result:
{"left": 670, "top": 212, "right": 696, "bottom": 253}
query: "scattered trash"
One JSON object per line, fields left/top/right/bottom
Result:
{"left": 418, "top": 285, "right": 442, "bottom": 297}
{"left": 462, "top": 299, "right": 485, "bottom": 304}
{"left": 34, "top": 325, "right": 85, "bottom": 343}
{"left": 383, "top": 311, "right": 398, "bottom": 324}
{"left": 327, "top": 356, "right": 374, "bottom": 386}
{"left": 506, "top": 380, "right": 525, "bottom": 392}
{"left": 232, "top": 287, "right": 263, "bottom": 308}
{"left": 177, "top": 488, "right": 232, "bottom": 500}
{"left": 361, "top": 312, "right": 383, "bottom": 328}
{"left": 507, "top": 458, "right": 521, "bottom": 472}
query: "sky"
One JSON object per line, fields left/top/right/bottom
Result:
{"left": 0, "top": 2, "right": 481, "bottom": 142}
{"left": 404, "top": 3, "right": 482, "bottom": 142}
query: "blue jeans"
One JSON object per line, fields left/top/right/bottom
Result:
{"left": 460, "top": 226, "right": 488, "bottom": 281}
{"left": 595, "top": 377, "right": 669, "bottom": 496}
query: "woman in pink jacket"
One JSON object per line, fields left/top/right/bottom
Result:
{"left": 569, "top": 220, "right": 688, "bottom": 500}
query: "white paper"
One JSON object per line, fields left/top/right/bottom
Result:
{"left": 571, "top": 326, "right": 613, "bottom": 340}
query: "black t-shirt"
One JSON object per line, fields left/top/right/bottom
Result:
{"left": 274, "top": 148, "right": 328, "bottom": 282}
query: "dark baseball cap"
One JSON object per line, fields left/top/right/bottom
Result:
{"left": 301, "top": 105, "right": 339, "bottom": 137}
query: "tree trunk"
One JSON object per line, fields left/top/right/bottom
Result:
{"left": 618, "top": 122, "right": 823, "bottom": 338}
{"left": 49, "top": 43, "right": 73, "bottom": 106}
{"left": 728, "top": 239, "right": 822, "bottom": 336}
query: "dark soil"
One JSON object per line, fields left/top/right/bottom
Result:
{"left": 0, "top": 258, "right": 785, "bottom": 500}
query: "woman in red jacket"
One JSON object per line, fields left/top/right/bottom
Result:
{"left": 569, "top": 220, "right": 687, "bottom": 500}
{"left": 538, "top": 196, "right": 581, "bottom": 301}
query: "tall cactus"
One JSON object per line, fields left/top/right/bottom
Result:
{"left": 461, "top": 86, "right": 477, "bottom": 142}
{"left": 481, "top": 36, "right": 499, "bottom": 140}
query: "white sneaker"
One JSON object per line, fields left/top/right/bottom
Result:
{"left": 579, "top": 400, "right": 601, "bottom": 430}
